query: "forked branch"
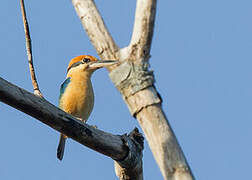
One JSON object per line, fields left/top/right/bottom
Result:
{"left": 72, "top": 0, "right": 195, "bottom": 179}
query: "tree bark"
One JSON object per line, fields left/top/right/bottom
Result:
{"left": 72, "top": 0, "right": 195, "bottom": 179}
{"left": 114, "top": 128, "right": 144, "bottom": 180}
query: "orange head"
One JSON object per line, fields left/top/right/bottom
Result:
{"left": 67, "top": 55, "right": 117, "bottom": 73}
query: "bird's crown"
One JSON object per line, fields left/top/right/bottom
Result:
{"left": 67, "top": 55, "right": 98, "bottom": 72}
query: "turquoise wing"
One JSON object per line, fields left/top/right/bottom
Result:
{"left": 59, "top": 77, "right": 71, "bottom": 106}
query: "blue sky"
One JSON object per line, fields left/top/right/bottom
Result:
{"left": 0, "top": 0, "right": 252, "bottom": 179}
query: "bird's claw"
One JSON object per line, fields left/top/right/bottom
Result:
{"left": 91, "top": 125, "right": 98, "bottom": 129}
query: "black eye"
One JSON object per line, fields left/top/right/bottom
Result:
{"left": 82, "top": 58, "right": 90, "bottom": 63}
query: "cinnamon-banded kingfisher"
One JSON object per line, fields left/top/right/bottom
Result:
{"left": 57, "top": 55, "right": 117, "bottom": 160}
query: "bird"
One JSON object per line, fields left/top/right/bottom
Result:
{"left": 57, "top": 55, "right": 117, "bottom": 160}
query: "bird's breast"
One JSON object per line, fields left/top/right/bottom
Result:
{"left": 59, "top": 78, "right": 94, "bottom": 122}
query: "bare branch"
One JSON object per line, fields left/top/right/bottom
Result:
{"left": 128, "top": 0, "right": 157, "bottom": 61}
{"left": 0, "top": 77, "right": 123, "bottom": 159}
{"left": 109, "top": 63, "right": 194, "bottom": 179}
{"left": 71, "top": 0, "right": 195, "bottom": 179}
{"left": 20, "top": 0, "right": 43, "bottom": 98}
{"left": 0, "top": 77, "right": 144, "bottom": 169}
{"left": 136, "top": 103, "right": 194, "bottom": 180}
{"left": 72, "top": 0, "right": 119, "bottom": 60}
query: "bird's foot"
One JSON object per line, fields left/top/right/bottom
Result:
{"left": 76, "top": 117, "right": 85, "bottom": 122}
{"left": 75, "top": 117, "right": 97, "bottom": 128}
{"left": 91, "top": 125, "right": 98, "bottom": 129}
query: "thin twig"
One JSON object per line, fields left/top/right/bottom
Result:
{"left": 20, "top": 0, "right": 43, "bottom": 98}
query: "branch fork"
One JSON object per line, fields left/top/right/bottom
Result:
{"left": 12, "top": 0, "right": 195, "bottom": 179}
{"left": 72, "top": 0, "right": 195, "bottom": 179}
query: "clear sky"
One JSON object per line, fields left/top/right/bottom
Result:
{"left": 0, "top": 0, "right": 251, "bottom": 179}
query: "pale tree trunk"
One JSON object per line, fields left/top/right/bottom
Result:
{"left": 72, "top": 0, "right": 195, "bottom": 179}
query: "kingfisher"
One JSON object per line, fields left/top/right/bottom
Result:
{"left": 57, "top": 55, "right": 117, "bottom": 160}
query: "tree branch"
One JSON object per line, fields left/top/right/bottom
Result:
{"left": 72, "top": 0, "right": 119, "bottom": 61}
{"left": 0, "top": 76, "right": 143, "bottom": 180}
{"left": 72, "top": 0, "right": 195, "bottom": 179}
{"left": 0, "top": 77, "right": 124, "bottom": 159}
{"left": 20, "top": 0, "right": 43, "bottom": 98}
{"left": 128, "top": 0, "right": 157, "bottom": 61}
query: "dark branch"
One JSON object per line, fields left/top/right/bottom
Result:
{"left": 115, "top": 128, "right": 144, "bottom": 180}
{"left": 0, "top": 77, "right": 139, "bottom": 161}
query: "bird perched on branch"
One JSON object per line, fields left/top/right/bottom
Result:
{"left": 57, "top": 55, "right": 117, "bottom": 160}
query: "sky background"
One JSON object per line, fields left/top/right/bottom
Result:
{"left": 0, "top": 0, "right": 252, "bottom": 179}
